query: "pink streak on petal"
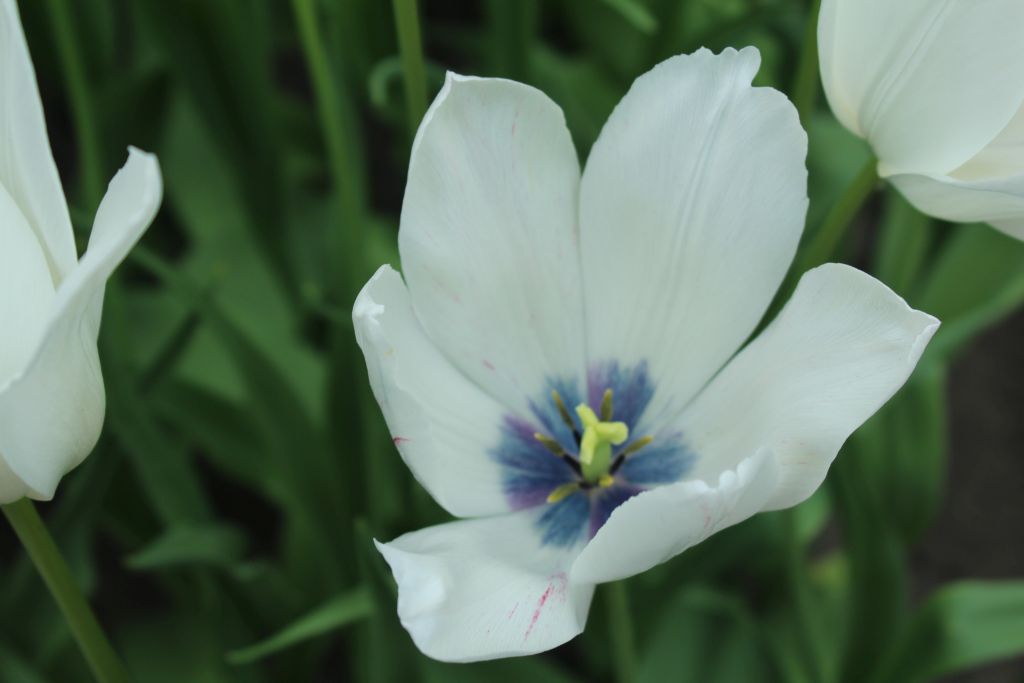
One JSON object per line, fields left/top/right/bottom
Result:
{"left": 524, "top": 584, "right": 554, "bottom": 642}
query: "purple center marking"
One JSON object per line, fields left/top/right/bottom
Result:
{"left": 490, "top": 360, "right": 695, "bottom": 547}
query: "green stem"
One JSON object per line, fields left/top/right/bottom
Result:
{"left": 760, "top": 157, "right": 879, "bottom": 329}
{"left": 486, "top": 0, "right": 535, "bottom": 81}
{"left": 2, "top": 500, "right": 131, "bottom": 683}
{"left": 872, "top": 192, "right": 932, "bottom": 295}
{"left": 605, "top": 581, "right": 638, "bottom": 683}
{"left": 783, "top": 508, "right": 830, "bottom": 683}
{"left": 292, "top": 0, "right": 381, "bottom": 543}
{"left": 792, "top": 0, "right": 822, "bottom": 126}
{"left": 391, "top": 0, "right": 428, "bottom": 140}
{"left": 290, "top": 0, "right": 364, "bottom": 298}
{"left": 795, "top": 158, "right": 879, "bottom": 276}
{"left": 46, "top": 0, "right": 104, "bottom": 209}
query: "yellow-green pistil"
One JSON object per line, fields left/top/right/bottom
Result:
{"left": 535, "top": 388, "right": 651, "bottom": 504}
{"left": 576, "top": 404, "right": 628, "bottom": 484}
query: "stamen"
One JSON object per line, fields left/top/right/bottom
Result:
{"left": 609, "top": 436, "right": 654, "bottom": 475}
{"left": 551, "top": 390, "right": 574, "bottom": 429}
{"left": 533, "top": 432, "right": 566, "bottom": 456}
{"left": 597, "top": 474, "right": 615, "bottom": 488}
{"left": 551, "top": 390, "right": 582, "bottom": 444}
{"left": 600, "top": 388, "right": 613, "bottom": 421}
{"left": 547, "top": 482, "right": 580, "bottom": 503}
{"left": 619, "top": 435, "right": 653, "bottom": 457}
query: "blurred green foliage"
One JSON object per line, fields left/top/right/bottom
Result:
{"left": 3, "top": 0, "right": 1024, "bottom": 681}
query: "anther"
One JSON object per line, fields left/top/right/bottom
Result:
{"left": 619, "top": 435, "right": 653, "bottom": 458}
{"left": 600, "top": 388, "right": 613, "bottom": 421}
{"left": 551, "top": 390, "right": 582, "bottom": 443}
{"left": 609, "top": 435, "right": 654, "bottom": 475}
{"left": 533, "top": 432, "right": 566, "bottom": 456}
{"left": 546, "top": 482, "right": 580, "bottom": 503}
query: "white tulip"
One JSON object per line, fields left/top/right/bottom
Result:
{"left": 819, "top": 0, "right": 1024, "bottom": 239}
{"left": 0, "top": 0, "right": 162, "bottom": 503}
{"left": 354, "top": 47, "right": 938, "bottom": 661}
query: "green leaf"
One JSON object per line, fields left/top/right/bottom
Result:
{"left": 0, "top": 643, "right": 51, "bottom": 683}
{"left": 152, "top": 381, "right": 277, "bottom": 498}
{"left": 226, "top": 587, "right": 375, "bottom": 665}
{"left": 530, "top": 47, "right": 621, "bottom": 156}
{"left": 126, "top": 524, "right": 247, "bottom": 571}
{"left": 917, "top": 224, "right": 1024, "bottom": 361}
{"left": 131, "top": 246, "right": 350, "bottom": 590}
{"left": 100, "top": 283, "right": 214, "bottom": 526}
{"left": 137, "top": 0, "right": 294, "bottom": 298}
{"left": 855, "top": 364, "right": 948, "bottom": 542}
{"left": 598, "top": 0, "right": 658, "bottom": 33}
{"left": 423, "top": 657, "right": 578, "bottom": 683}
{"left": 120, "top": 612, "right": 259, "bottom": 683}
{"left": 830, "top": 444, "right": 908, "bottom": 683}
{"left": 155, "top": 92, "right": 326, "bottom": 415}
{"left": 639, "top": 586, "right": 770, "bottom": 683}
{"left": 873, "top": 581, "right": 1024, "bottom": 683}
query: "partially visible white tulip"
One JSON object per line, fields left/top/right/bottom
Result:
{"left": 819, "top": 0, "right": 1024, "bottom": 240}
{"left": 0, "top": 0, "right": 162, "bottom": 503}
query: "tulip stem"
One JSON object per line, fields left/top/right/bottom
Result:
{"left": 2, "top": 499, "right": 131, "bottom": 683}
{"left": 290, "top": 0, "right": 365, "bottom": 299}
{"left": 391, "top": 0, "right": 428, "bottom": 140}
{"left": 792, "top": 0, "right": 822, "bottom": 126}
{"left": 605, "top": 581, "right": 638, "bottom": 683}
{"left": 796, "top": 158, "right": 879, "bottom": 276}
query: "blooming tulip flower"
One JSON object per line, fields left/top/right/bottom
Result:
{"left": 819, "top": 0, "right": 1024, "bottom": 239}
{"left": 0, "top": 0, "right": 162, "bottom": 503}
{"left": 354, "top": 47, "right": 938, "bottom": 661}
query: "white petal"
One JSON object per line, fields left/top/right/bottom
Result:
{"left": 887, "top": 171, "right": 1024, "bottom": 241}
{"left": 579, "top": 47, "right": 808, "bottom": 423}
{"left": 819, "top": 0, "right": 1024, "bottom": 175}
{"left": 376, "top": 510, "right": 594, "bottom": 662}
{"left": 953, "top": 102, "right": 1024, "bottom": 181}
{"left": 0, "top": 148, "right": 161, "bottom": 499}
{"left": 0, "top": 0, "right": 77, "bottom": 280}
{"left": 399, "top": 73, "right": 585, "bottom": 415}
{"left": 889, "top": 101, "right": 1024, "bottom": 240}
{"left": 680, "top": 264, "right": 938, "bottom": 511}
{"left": 354, "top": 265, "right": 513, "bottom": 517}
{"left": 0, "top": 181, "right": 55, "bottom": 504}
{"left": 571, "top": 449, "right": 779, "bottom": 584}
{"left": 0, "top": 182, "right": 53, "bottom": 386}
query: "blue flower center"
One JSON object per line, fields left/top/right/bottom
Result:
{"left": 491, "top": 361, "right": 695, "bottom": 547}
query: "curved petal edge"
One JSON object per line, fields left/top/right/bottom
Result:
{"left": 353, "top": 265, "right": 514, "bottom": 518}
{"left": 682, "top": 263, "right": 939, "bottom": 512}
{"left": 376, "top": 511, "right": 594, "bottom": 662}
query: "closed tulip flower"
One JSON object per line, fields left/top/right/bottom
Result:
{"left": 0, "top": 0, "right": 162, "bottom": 503}
{"left": 819, "top": 0, "right": 1024, "bottom": 239}
{"left": 354, "top": 47, "right": 939, "bottom": 661}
